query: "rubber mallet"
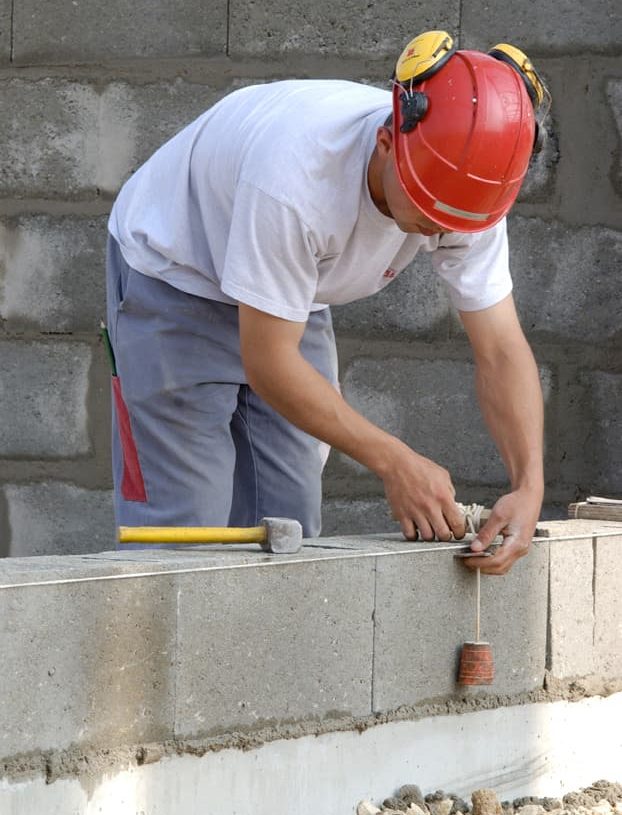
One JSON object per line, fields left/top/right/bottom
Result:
{"left": 118, "top": 517, "right": 303, "bottom": 554}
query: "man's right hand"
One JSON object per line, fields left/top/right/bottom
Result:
{"left": 380, "top": 440, "right": 466, "bottom": 541}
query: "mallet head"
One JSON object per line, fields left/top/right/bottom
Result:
{"left": 260, "top": 517, "right": 303, "bottom": 554}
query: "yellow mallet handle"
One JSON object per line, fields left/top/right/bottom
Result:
{"left": 118, "top": 526, "right": 266, "bottom": 544}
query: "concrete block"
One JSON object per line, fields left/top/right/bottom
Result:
{"left": 461, "top": 2, "right": 621, "bottom": 51}
{"left": 0, "top": 341, "right": 91, "bottom": 458}
{"left": 3, "top": 483, "right": 115, "bottom": 557}
{"left": 372, "top": 542, "right": 549, "bottom": 710}
{"left": 174, "top": 558, "right": 375, "bottom": 737}
{"left": 509, "top": 217, "right": 622, "bottom": 344}
{"left": 0, "top": 79, "right": 225, "bottom": 198}
{"left": 548, "top": 538, "right": 595, "bottom": 679}
{"left": 594, "top": 533, "right": 622, "bottom": 678}
{"left": 13, "top": 0, "right": 226, "bottom": 63}
{"left": 0, "top": 0, "right": 10, "bottom": 64}
{"left": 0, "top": 215, "right": 107, "bottom": 332}
{"left": 321, "top": 497, "right": 398, "bottom": 537}
{"left": 331, "top": 254, "right": 454, "bottom": 339}
{"left": 607, "top": 79, "right": 622, "bottom": 195}
{"left": 229, "top": 0, "right": 459, "bottom": 56}
{"left": 0, "top": 572, "right": 177, "bottom": 757}
{"left": 559, "top": 370, "right": 622, "bottom": 495}
{"left": 340, "top": 357, "right": 553, "bottom": 486}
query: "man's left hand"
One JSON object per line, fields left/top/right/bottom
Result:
{"left": 461, "top": 488, "right": 542, "bottom": 575}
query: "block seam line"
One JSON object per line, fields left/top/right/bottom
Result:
{"left": 544, "top": 543, "right": 552, "bottom": 674}
{"left": 225, "top": 0, "right": 231, "bottom": 57}
{"left": 591, "top": 534, "right": 597, "bottom": 648}
{"left": 458, "top": 0, "right": 463, "bottom": 48}
{"left": 173, "top": 581, "right": 182, "bottom": 737}
{"left": 370, "top": 555, "right": 378, "bottom": 712}
{"left": 9, "top": 0, "right": 14, "bottom": 62}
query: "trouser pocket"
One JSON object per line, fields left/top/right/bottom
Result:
{"left": 112, "top": 375, "right": 147, "bottom": 502}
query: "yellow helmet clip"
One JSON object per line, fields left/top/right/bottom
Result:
{"left": 394, "top": 30, "right": 456, "bottom": 85}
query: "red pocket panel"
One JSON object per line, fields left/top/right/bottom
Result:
{"left": 112, "top": 376, "right": 147, "bottom": 502}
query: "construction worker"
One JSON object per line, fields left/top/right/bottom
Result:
{"left": 106, "top": 32, "right": 549, "bottom": 575}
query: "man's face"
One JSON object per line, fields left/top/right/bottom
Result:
{"left": 382, "top": 156, "right": 446, "bottom": 236}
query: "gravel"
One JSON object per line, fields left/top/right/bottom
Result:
{"left": 357, "top": 780, "right": 622, "bottom": 815}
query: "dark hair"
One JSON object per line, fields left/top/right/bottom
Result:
{"left": 384, "top": 112, "right": 393, "bottom": 127}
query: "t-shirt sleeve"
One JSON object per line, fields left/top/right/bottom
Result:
{"left": 431, "top": 218, "right": 512, "bottom": 312}
{"left": 219, "top": 181, "right": 319, "bottom": 322}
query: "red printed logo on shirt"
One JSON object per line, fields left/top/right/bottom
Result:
{"left": 383, "top": 268, "right": 397, "bottom": 279}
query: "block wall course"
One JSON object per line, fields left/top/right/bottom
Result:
{"left": 0, "top": 341, "right": 91, "bottom": 458}
{"left": 0, "top": 215, "right": 107, "bottom": 332}
{"left": 559, "top": 370, "right": 622, "bottom": 495}
{"left": 461, "top": 2, "right": 621, "bottom": 52}
{"left": 548, "top": 58, "right": 621, "bottom": 226}
{"left": 321, "top": 497, "right": 398, "bottom": 537}
{"left": 372, "top": 542, "right": 549, "bottom": 710}
{"left": 548, "top": 539, "right": 595, "bottom": 678}
{"left": 509, "top": 217, "right": 622, "bottom": 344}
{"left": 3, "top": 483, "right": 115, "bottom": 557}
{"left": 594, "top": 535, "right": 622, "bottom": 678}
{"left": 174, "top": 558, "right": 375, "bottom": 737}
{"left": 0, "top": 79, "right": 226, "bottom": 199}
{"left": 229, "top": 1, "right": 459, "bottom": 58}
{"left": 580, "top": 372, "right": 622, "bottom": 493}
{"left": 0, "top": 0, "right": 10, "bottom": 65}
{"left": 339, "top": 357, "right": 553, "bottom": 486}
{"left": 12, "top": 0, "right": 227, "bottom": 64}
{"left": 0, "top": 573, "right": 177, "bottom": 756}
{"left": 607, "top": 79, "right": 622, "bottom": 195}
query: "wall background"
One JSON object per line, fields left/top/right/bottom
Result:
{"left": 0, "top": 1, "right": 620, "bottom": 555}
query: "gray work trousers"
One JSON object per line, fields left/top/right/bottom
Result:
{"left": 105, "top": 236, "right": 338, "bottom": 547}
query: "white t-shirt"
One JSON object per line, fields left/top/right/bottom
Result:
{"left": 109, "top": 79, "right": 512, "bottom": 322}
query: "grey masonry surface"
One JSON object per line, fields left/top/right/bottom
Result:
{"left": 0, "top": 1, "right": 620, "bottom": 556}
{"left": 0, "top": 342, "right": 91, "bottom": 458}
{"left": 12, "top": 0, "right": 228, "bottom": 64}
{"left": 0, "top": 524, "right": 619, "bottom": 766}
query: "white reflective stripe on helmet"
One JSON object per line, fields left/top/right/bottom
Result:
{"left": 433, "top": 200, "right": 490, "bottom": 221}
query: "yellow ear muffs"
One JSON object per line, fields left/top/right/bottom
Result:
{"left": 395, "top": 30, "right": 456, "bottom": 85}
{"left": 488, "top": 43, "right": 550, "bottom": 153}
{"left": 488, "top": 43, "right": 546, "bottom": 108}
{"left": 393, "top": 31, "right": 456, "bottom": 133}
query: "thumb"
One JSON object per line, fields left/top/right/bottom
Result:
{"left": 471, "top": 512, "right": 506, "bottom": 552}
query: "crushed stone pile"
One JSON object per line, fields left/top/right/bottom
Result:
{"left": 357, "top": 780, "right": 622, "bottom": 815}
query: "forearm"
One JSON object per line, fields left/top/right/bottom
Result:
{"left": 245, "top": 343, "right": 403, "bottom": 477}
{"left": 475, "top": 336, "right": 544, "bottom": 496}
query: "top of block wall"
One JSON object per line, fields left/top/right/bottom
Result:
{"left": 12, "top": 0, "right": 228, "bottom": 64}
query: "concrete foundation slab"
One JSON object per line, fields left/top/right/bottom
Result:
{"left": 2, "top": 694, "right": 621, "bottom": 815}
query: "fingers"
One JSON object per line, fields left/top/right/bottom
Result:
{"left": 462, "top": 534, "right": 531, "bottom": 575}
{"left": 444, "top": 501, "right": 466, "bottom": 539}
{"left": 470, "top": 511, "right": 506, "bottom": 552}
{"left": 399, "top": 509, "right": 457, "bottom": 542}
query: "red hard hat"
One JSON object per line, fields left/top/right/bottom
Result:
{"left": 392, "top": 50, "right": 536, "bottom": 233}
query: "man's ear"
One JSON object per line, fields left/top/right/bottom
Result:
{"left": 376, "top": 125, "right": 393, "bottom": 158}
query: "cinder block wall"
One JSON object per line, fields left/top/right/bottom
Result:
{"left": 1, "top": 2, "right": 620, "bottom": 555}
